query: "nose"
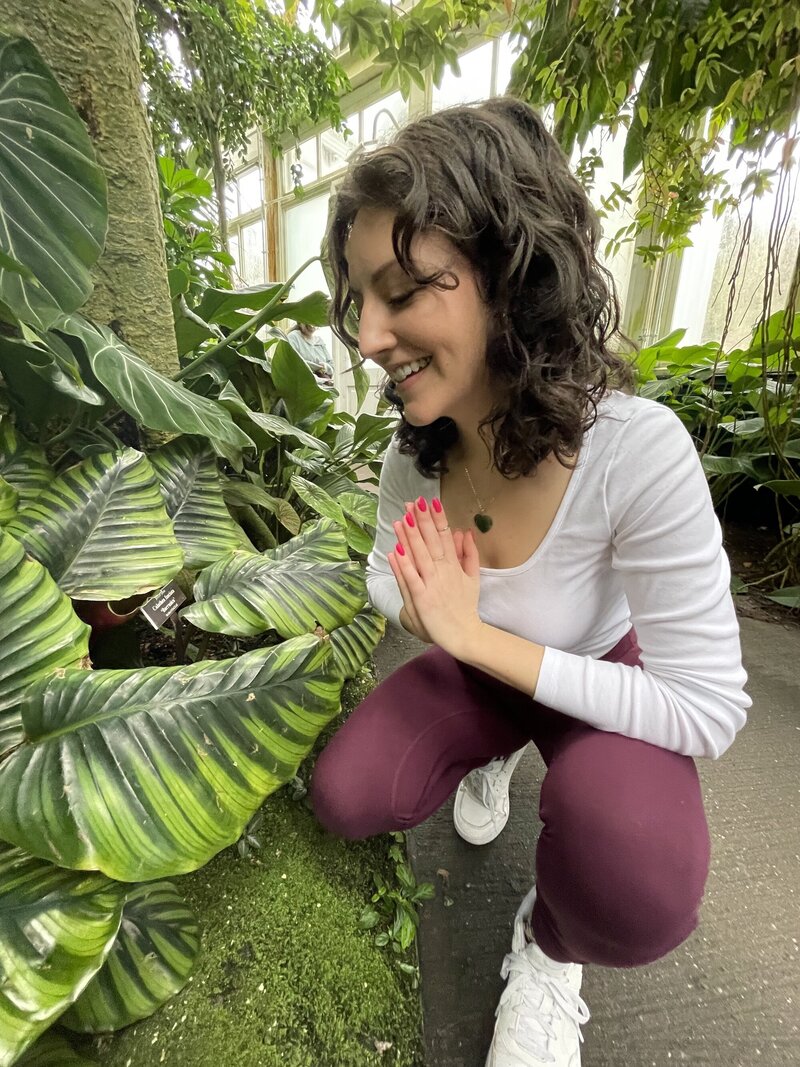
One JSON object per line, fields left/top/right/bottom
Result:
{"left": 356, "top": 295, "right": 396, "bottom": 365}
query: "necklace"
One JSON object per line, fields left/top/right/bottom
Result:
{"left": 464, "top": 465, "right": 498, "bottom": 534}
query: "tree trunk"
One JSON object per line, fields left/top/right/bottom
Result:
{"left": 0, "top": 0, "right": 180, "bottom": 376}
{"left": 210, "top": 134, "right": 230, "bottom": 255}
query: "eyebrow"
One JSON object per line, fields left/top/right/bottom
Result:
{"left": 347, "top": 258, "right": 404, "bottom": 296}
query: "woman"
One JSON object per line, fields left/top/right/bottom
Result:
{"left": 311, "top": 98, "right": 750, "bottom": 1067}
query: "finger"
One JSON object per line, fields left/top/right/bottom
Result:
{"left": 395, "top": 509, "right": 436, "bottom": 577}
{"left": 422, "top": 496, "right": 458, "bottom": 563}
{"left": 390, "top": 535, "right": 426, "bottom": 596}
{"left": 461, "top": 527, "right": 481, "bottom": 579}
{"left": 388, "top": 550, "right": 424, "bottom": 630}
{"left": 412, "top": 497, "right": 449, "bottom": 562}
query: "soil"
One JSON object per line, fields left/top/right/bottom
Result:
{"left": 722, "top": 517, "right": 800, "bottom": 630}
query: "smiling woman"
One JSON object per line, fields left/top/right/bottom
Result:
{"left": 344, "top": 210, "right": 492, "bottom": 434}
{"left": 312, "top": 99, "right": 751, "bottom": 1067}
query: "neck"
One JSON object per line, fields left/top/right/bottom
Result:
{"left": 451, "top": 424, "right": 495, "bottom": 474}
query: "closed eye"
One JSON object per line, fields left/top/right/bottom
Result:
{"left": 388, "top": 288, "right": 419, "bottom": 308}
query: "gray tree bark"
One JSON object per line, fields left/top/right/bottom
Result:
{"left": 0, "top": 0, "right": 180, "bottom": 376}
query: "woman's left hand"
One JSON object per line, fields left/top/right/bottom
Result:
{"left": 387, "top": 497, "right": 483, "bottom": 658}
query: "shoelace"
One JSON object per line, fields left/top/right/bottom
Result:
{"left": 464, "top": 758, "right": 509, "bottom": 824}
{"left": 496, "top": 950, "right": 590, "bottom": 1065}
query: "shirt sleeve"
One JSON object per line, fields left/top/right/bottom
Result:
{"left": 365, "top": 438, "right": 409, "bottom": 629}
{"left": 533, "top": 401, "right": 751, "bottom": 759}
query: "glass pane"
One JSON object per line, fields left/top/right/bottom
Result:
{"left": 361, "top": 92, "right": 408, "bottom": 146}
{"left": 283, "top": 136, "right": 318, "bottom": 193}
{"left": 669, "top": 136, "right": 800, "bottom": 348}
{"left": 224, "top": 181, "right": 237, "bottom": 220}
{"left": 284, "top": 192, "right": 335, "bottom": 365}
{"left": 494, "top": 33, "right": 519, "bottom": 96}
{"left": 239, "top": 220, "right": 266, "bottom": 287}
{"left": 320, "top": 115, "right": 357, "bottom": 176}
{"left": 236, "top": 166, "right": 263, "bottom": 216}
{"left": 432, "top": 41, "right": 493, "bottom": 110}
{"left": 229, "top": 234, "right": 240, "bottom": 284}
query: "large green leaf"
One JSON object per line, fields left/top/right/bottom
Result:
{"left": 0, "top": 529, "right": 89, "bottom": 757}
{"left": 183, "top": 555, "right": 366, "bottom": 638}
{"left": 0, "top": 635, "right": 343, "bottom": 881}
{"left": 0, "top": 844, "right": 124, "bottom": 1067}
{"left": 218, "top": 381, "right": 332, "bottom": 456}
{"left": 0, "top": 337, "right": 104, "bottom": 437}
{"left": 14, "top": 1031, "right": 96, "bottom": 1066}
{"left": 149, "top": 437, "right": 242, "bottom": 570}
{"left": 0, "top": 37, "right": 107, "bottom": 330}
{"left": 290, "top": 474, "right": 346, "bottom": 525}
{"left": 330, "top": 608, "right": 386, "bottom": 680}
{"left": 0, "top": 474, "right": 17, "bottom": 524}
{"left": 62, "top": 881, "right": 200, "bottom": 1033}
{"left": 0, "top": 420, "right": 53, "bottom": 508}
{"left": 175, "top": 283, "right": 284, "bottom": 355}
{"left": 339, "top": 490, "right": 378, "bottom": 529}
{"left": 54, "top": 315, "right": 254, "bottom": 466}
{"left": 6, "top": 448, "right": 183, "bottom": 599}
{"left": 182, "top": 519, "right": 366, "bottom": 638}
{"left": 271, "top": 341, "right": 332, "bottom": 424}
{"left": 222, "top": 479, "right": 302, "bottom": 536}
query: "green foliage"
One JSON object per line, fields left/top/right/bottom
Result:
{"left": 0, "top": 844, "right": 125, "bottom": 1066}
{"left": 507, "top": 0, "right": 800, "bottom": 260}
{"left": 0, "top": 38, "right": 107, "bottom": 331}
{"left": 315, "top": 0, "right": 497, "bottom": 97}
{"left": 137, "top": 0, "right": 349, "bottom": 167}
{"left": 358, "top": 833, "right": 435, "bottom": 986}
{"left": 635, "top": 309, "right": 800, "bottom": 591}
{"left": 159, "top": 156, "right": 235, "bottom": 297}
{"left": 0, "top": 36, "right": 396, "bottom": 1065}
{"left": 61, "top": 881, "right": 201, "bottom": 1034}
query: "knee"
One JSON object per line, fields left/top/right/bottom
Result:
{"left": 540, "top": 734, "right": 710, "bottom": 966}
{"left": 309, "top": 747, "right": 367, "bottom": 839}
{"left": 310, "top": 742, "right": 402, "bottom": 840}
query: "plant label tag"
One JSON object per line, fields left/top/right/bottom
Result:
{"left": 140, "top": 579, "right": 187, "bottom": 630}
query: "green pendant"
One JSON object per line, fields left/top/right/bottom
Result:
{"left": 474, "top": 512, "right": 493, "bottom": 534}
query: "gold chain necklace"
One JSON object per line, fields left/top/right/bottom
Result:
{"left": 464, "top": 465, "right": 498, "bottom": 534}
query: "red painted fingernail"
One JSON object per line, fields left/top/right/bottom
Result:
{"left": 405, "top": 513, "right": 415, "bottom": 528}
{"left": 417, "top": 496, "right": 427, "bottom": 512}
{"left": 432, "top": 498, "right": 443, "bottom": 513}
{"left": 395, "top": 542, "right": 405, "bottom": 556}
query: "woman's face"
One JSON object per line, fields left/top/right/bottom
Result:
{"left": 345, "top": 208, "right": 495, "bottom": 428}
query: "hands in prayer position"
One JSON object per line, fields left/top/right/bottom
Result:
{"left": 387, "top": 496, "right": 483, "bottom": 658}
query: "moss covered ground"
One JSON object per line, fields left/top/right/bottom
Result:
{"left": 78, "top": 673, "right": 425, "bottom": 1067}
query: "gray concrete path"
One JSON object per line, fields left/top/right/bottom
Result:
{"left": 373, "top": 616, "right": 800, "bottom": 1067}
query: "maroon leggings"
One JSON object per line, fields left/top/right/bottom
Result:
{"left": 311, "top": 629, "right": 711, "bottom": 968}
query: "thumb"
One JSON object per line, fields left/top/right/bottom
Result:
{"left": 462, "top": 528, "right": 481, "bottom": 579}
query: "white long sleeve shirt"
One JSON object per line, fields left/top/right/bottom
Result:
{"left": 366, "top": 390, "right": 751, "bottom": 759}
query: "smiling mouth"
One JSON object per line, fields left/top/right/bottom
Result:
{"left": 391, "top": 356, "right": 432, "bottom": 385}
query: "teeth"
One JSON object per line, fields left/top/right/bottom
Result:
{"left": 392, "top": 356, "right": 431, "bottom": 382}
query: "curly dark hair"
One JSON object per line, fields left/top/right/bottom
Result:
{"left": 327, "top": 96, "right": 635, "bottom": 478}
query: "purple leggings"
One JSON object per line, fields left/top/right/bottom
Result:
{"left": 311, "top": 628, "right": 711, "bottom": 968}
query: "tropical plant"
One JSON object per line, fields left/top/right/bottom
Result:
{"left": 159, "top": 155, "right": 235, "bottom": 298}
{"left": 137, "top": 0, "right": 349, "bottom": 246}
{"left": 0, "top": 35, "right": 391, "bottom": 1065}
{"left": 635, "top": 309, "right": 800, "bottom": 603}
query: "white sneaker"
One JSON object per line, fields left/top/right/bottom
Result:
{"left": 453, "top": 746, "right": 529, "bottom": 845}
{"left": 486, "top": 886, "right": 589, "bottom": 1066}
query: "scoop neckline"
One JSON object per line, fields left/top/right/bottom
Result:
{"left": 433, "top": 414, "right": 597, "bottom": 576}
